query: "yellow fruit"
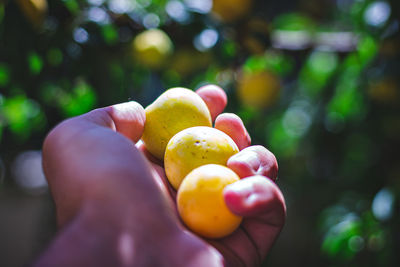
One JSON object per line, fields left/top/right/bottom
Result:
{"left": 165, "top": 126, "right": 239, "bottom": 190}
{"left": 212, "top": 0, "right": 252, "bottom": 22}
{"left": 170, "top": 49, "right": 213, "bottom": 77}
{"left": 177, "top": 164, "right": 242, "bottom": 238}
{"left": 142, "top": 88, "right": 212, "bottom": 160}
{"left": 132, "top": 29, "right": 173, "bottom": 69}
{"left": 16, "top": 0, "right": 48, "bottom": 28}
{"left": 237, "top": 70, "right": 281, "bottom": 109}
{"left": 368, "top": 79, "right": 399, "bottom": 105}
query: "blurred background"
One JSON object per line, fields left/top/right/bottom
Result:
{"left": 0, "top": 0, "right": 399, "bottom": 266}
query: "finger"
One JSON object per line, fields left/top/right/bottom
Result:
{"left": 224, "top": 176, "right": 286, "bottom": 259}
{"left": 136, "top": 141, "right": 177, "bottom": 200}
{"left": 102, "top": 101, "right": 145, "bottom": 142}
{"left": 149, "top": 161, "right": 178, "bottom": 202}
{"left": 136, "top": 140, "right": 163, "bottom": 166}
{"left": 43, "top": 102, "right": 149, "bottom": 225}
{"left": 214, "top": 113, "right": 251, "bottom": 150}
{"left": 196, "top": 84, "right": 227, "bottom": 122}
{"left": 81, "top": 101, "right": 145, "bottom": 142}
{"left": 223, "top": 176, "right": 285, "bottom": 218}
{"left": 227, "top": 145, "right": 278, "bottom": 181}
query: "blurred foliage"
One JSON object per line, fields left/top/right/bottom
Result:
{"left": 0, "top": 0, "right": 399, "bottom": 266}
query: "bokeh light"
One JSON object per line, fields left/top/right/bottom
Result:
{"left": 11, "top": 151, "right": 48, "bottom": 195}
{"left": 73, "top": 27, "right": 89, "bottom": 43}
{"left": 87, "top": 6, "right": 110, "bottom": 25}
{"left": 143, "top": 13, "right": 160, "bottom": 28}
{"left": 372, "top": 188, "right": 395, "bottom": 221}
{"left": 194, "top": 29, "right": 219, "bottom": 51}
{"left": 364, "top": 1, "right": 391, "bottom": 27}
{"left": 166, "top": 1, "right": 189, "bottom": 23}
{"left": 108, "top": 0, "right": 135, "bottom": 14}
{"left": 185, "top": 0, "right": 212, "bottom": 13}
{"left": 0, "top": 0, "right": 399, "bottom": 265}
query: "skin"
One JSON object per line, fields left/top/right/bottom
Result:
{"left": 34, "top": 87, "right": 286, "bottom": 267}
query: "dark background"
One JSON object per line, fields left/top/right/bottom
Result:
{"left": 0, "top": 0, "right": 399, "bottom": 266}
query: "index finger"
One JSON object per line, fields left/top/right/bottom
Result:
{"left": 195, "top": 84, "right": 227, "bottom": 122}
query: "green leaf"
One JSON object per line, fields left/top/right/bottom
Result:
{"left": 268, "top": 117, "right": 300, "bottom": 158}
{"left": 47, "top": 48, "right": 63, "bottom": 66}
{"left": 357, "top": 34, "right": 378, "bottom": 66}
{"left": 243, "top": 56, "right": 268, "bottom": 74}
{"left": 0, "top": 63, "right": 10, "bottom": 87}
{"left": 221, "top": 40, "right": 237, "bottom": 58}
{"left": 61, "top": 79, "right": 97, "bottom": 117}
{"left": 102, "top": 24, "right": 119, "bottom": 45}
{"left": 321, "top": 217, "right": 362, "bottom": 260}
{"left": 62, "top": 0, "right": 80, "bottom": 14}
{"left": 264, "top": 50, "right": 294, "bottom": 76}
{"left": 299, "top": 50, "right": 339, "bottom": 96}
{"left": 28, "top": 52, "right": 43, "bottom": 75}
{"left": 273, "top": 13, "right": 316, "bottom": 31}
{"left": 1, "top": 95, "right": 44, "bottom": 139}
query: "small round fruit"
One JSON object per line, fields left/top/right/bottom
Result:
{"left": 165, "top": 126, "right": 239, "bottom": 190}
{"left": 132, "top": 29, "right": 173, "bottom": 69}
{"left": 177, "top": 164, "right": 242, "bottom": 239}
{"left": 212, "top": 0, "right": 253, "bottom": 22}
{"left": 237, "top": 70, "right": 281, "bottom": 109}
{"left": 142, "top": 88, "right": 212, "bottom": 160}
{"left": 16, "top": 0, "right": 48, "bottom": 28}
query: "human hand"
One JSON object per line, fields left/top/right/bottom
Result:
{"left": 139, "top": 85, "right": 286, "bottom": 266}
{"left": 36, "top": 85, "right": 285, "bottom": 267}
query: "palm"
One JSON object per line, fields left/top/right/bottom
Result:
{"left": 138, "top": 85, "right": 285, "bottom": 266}
{"left": 141, "top": 137, "right": 285, "bottom": 266}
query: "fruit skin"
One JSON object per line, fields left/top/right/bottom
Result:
{"left": 212, "top": 0, "right": 252, "bottom": 22}
{"left": 170, "top": 49, "right": 212, "bottom": 77}
{"left": 237, "top": 70, "right": 281, "bottom": 109}
{"left": 132, "top": 29, "right": 173, "bottom": 69}
{"left": 16, "top": 0, "right": 48, "bottom": 28}
{"left": 142, "top": 88, "right": 212, "bottom": 160}
{"left": 165, "top": 126, "right": 239, "bottom": 190}
{"left": 177, "top": 164, "right": 242, "bottom": 239}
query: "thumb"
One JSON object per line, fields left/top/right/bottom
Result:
{"left": 100, "top": 101, "right": 145, "bottom": 142}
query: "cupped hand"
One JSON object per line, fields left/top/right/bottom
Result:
{"left": 37, "top": 85, "right": 285, "bottom": 267}
{"left": 139, "top": 85, "right": 286, "bottom": 266}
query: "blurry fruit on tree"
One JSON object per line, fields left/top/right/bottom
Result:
{"left": 368, "top": 78, "right": 399, "bottom": 105}
{"left": 165, "top": 126, "right": 239, "bottom": 190}
{"left": 15, "top": 0, "right": 48, "bottom": 28}
{"left": 243, "top": 18, "right": 270, "bottom": 54}
{"left": 211, "top": 0, "right": 253, "bottom": 23}
{"left": 142, "top": 88, "right": 212, "bottom": 160}
{"left": 237, "top": 70, "right": 281, "bottom": 109}
{"left": 177, "top": 164, "right": 242, "bottom": 238}
{"left": 132, "top": 29, "right": 173, "bottom": 69}
{"left": 171, "top": 49, "right": 213, "bottom": 77}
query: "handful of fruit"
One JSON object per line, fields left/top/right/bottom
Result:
{"left": 141, "top": 85, "right": 273, "bottom": 239}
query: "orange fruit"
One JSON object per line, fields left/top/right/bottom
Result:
{"left": 177, "top": 164, "right": 242, "bottom": 239}
{"left": 212, "top": 0, "right": 252, "bottom": 22}
{"left": 237, "top": 70, "right": 281, "bottom": 109}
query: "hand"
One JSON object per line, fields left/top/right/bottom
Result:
{"left": 35, "top": 85, "right": 286, "bottom": 267}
